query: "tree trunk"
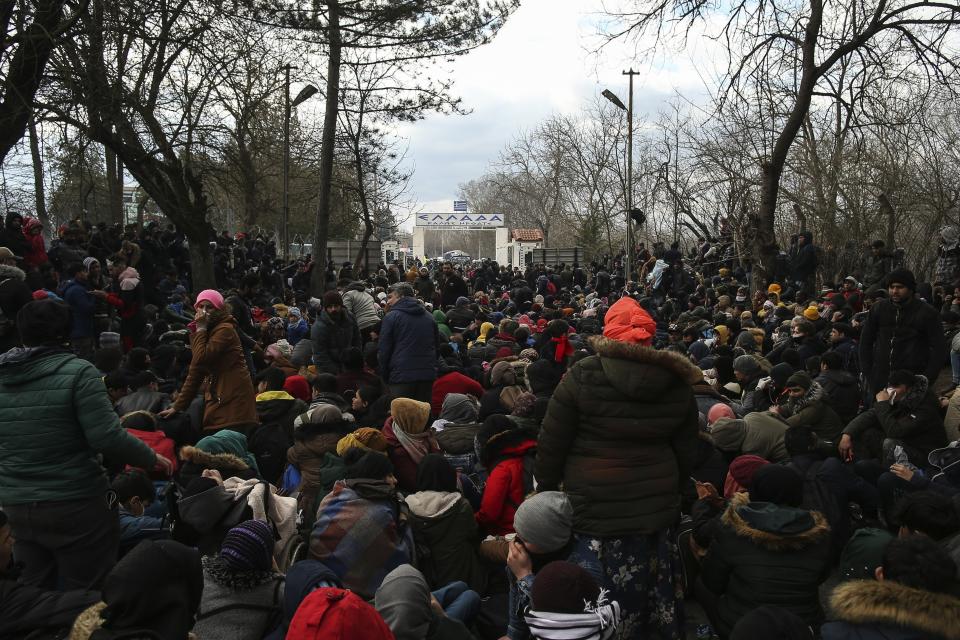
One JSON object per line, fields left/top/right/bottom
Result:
{"left": 0, "top": 0, "right": 67, "bottom": 165}
{"left": 27, "top": 118, "right": 49, "bottom": 229}
{"left": 104, "top": 143, "right": 123, "bottom": 225}
{"left": 187, "top": 235, "right": 216, "bottom": 291}
{"left": 754, "top": 0, "right": 823, "bottom": 289}
{"left": 309, "top": 0, "right": 341, "bottom": 297}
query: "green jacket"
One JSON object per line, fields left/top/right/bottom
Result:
{"left": 536, "top": 336, "right": 701, "bottom": 537}
{"left": 0, "top": 347, "right": 157, "bottom": 504}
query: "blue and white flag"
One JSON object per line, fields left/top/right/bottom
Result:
{"left": 453, "top": 200, "right": 467, "bottom": 212}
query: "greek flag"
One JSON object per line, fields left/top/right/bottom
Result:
{"left": 453, "top": 200, "right": 467, "bottom": 212}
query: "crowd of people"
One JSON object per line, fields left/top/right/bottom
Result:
{"left": 2, "top": 215, "right": 960, "bottom": 639}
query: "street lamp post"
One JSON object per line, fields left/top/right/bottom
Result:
{"left": 283, "top": 64, "right": 318, "bottom": 263}
{"left": 602, "top": 68, "right": 639, "bottom": 290}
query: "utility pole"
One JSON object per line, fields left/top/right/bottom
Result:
{"left": 282, "top": 64, "right": 292, "bottom": 263}
{"left": 623, "top": 68, "right": 638, "bottom": 288}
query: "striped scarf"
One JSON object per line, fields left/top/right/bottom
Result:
{"left": 524, "top": 598, "right": 621, "bottom": 640}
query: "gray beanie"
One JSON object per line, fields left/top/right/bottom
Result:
{"left": 513, "top": 491, "right": 573, "bottom": 553}
{"left": 733, "top": 354, "right": 760, "bottom": 375}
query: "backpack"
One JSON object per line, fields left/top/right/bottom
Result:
{"left": 247, "top": 423, "right": 291, "bottom": 487}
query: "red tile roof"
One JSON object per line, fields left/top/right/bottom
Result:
{"left": 511, "top": 228, "right": 544, "bottom": 242}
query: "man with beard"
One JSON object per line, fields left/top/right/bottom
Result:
{"left": 439, "top": 261, "right": 468, "bottom": 308}
{"left": 859, "top": 269, "right": 945, "bottom": 395}
{"left": 311, "top": 290, "right": 360, "bottom": 375}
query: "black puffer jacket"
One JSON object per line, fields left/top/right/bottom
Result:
{"left": 815, "top": 369, "right": 860, "bottom": 425}
{"left": 859, "top": 295, "right": 946, "bottom": 394}
{"left": 700, "top": 493, "right": 832, "bottom": 636}
{"left": 310, "top": 309, "right": 361, "bottom": 374}
{"left": 535, "top": 335, "right": 700, "bottom": 536}
{"left": 844, "top": 374, "right": 947, "bottom": 463}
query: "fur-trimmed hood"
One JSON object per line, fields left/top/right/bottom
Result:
{"left": 722, "top": 492, "right": 830, "bottom": 551}
{"left": 827, "top": 579, "right": 960, "bottom": 640}
{"left": 587, "top": 335, "right": 702, "bottom": 384}
{"left": 0, "top": 264, "right": 25, "bottom": 282}
{"left": 179, "top": 445, "right": 250, "bottom": 472}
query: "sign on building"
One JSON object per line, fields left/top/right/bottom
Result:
{"left": 415, "top": 213, "right": 504, "bottom": 227}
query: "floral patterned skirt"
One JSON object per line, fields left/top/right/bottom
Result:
{"left": 567, "top": 528, "right": 685, "bottom": 640}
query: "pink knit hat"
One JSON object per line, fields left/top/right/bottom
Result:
{"left": 194, "top": 289, "right": 224, "bottom": 310}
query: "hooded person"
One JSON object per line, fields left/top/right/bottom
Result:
{"left": 434, "top": 393, "right": 479, "bottom": 428}
{"left": 69, "top": 540, "right": 203, "bottom": 640}
{"left": 335, "top": 426, "right": 389, "bottom": 457}
{"left": 404, "top": 454, "right": 488, "bottom": 594}
{"left": 383, "top": 398, "right": 441, "bottom": 493}
{"left": 937, "top": 224, "right": 960, "bottom": 287}
{"left": 523, "top": 561, "right": 622, "bottom": 640}
{"left": 475, "top": 416, "right": 538, "bottom": 535}
{"left": 179, "top": 430, "right": 260, "bottom": 485}
{"left": 535, "top": 313, "right": 700, "bottom": 639}
{"left": 309, "top": 448, "right": 413, "bottom": 599}
{"left": 285, "top": 404, "right": 352, "bottom": 528}
{"left": 286, "top": 587, "right": 394, "bottom": 640}
{"left": 479, "top": 360, "right": 526, "bottom": 419}
{"left": 525, "top": 358, "right": 563, "bottom": 423}
{"left": 696, "top": 465, "right": 832, "bottom": 637}
{"left": 375, "top": 565, "right": 476, "bottom": 640}
{"left": 821, "top": 535, "right": 960, "bottom": 640}
{"left": 193, "top": 520, "right": 285, "bottom": 640}
{"left": 431, "top": 361, "right": 484, "bottom": 416}
{"left": 709, "top": 412, "right": 790, "bottom": 463}
{"left": 262, "top": 560, "right": 341, "bottom": 640}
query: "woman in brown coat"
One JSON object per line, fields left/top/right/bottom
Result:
{"left": 161, "top": 289, "right": 257, "bottom": 433}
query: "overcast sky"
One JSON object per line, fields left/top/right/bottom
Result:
{"left": 392, "top": 0, "right": 720, "bottom": 229}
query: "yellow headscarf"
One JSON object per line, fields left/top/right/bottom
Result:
{"left": 336, "top": 427, "right": 388, "bottom": 457}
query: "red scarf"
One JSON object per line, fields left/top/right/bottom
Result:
{"left": 551, "top": 335, "right": 575, "bottom": 363}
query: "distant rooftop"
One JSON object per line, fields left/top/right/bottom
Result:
{"left": 511, "top": 228, "right": 543, "bottom": 242}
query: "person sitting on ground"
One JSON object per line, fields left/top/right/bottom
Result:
{"left": 505, "top": 491, "right": 576, "bottom": 640}
{"left": 0, "top": 509, "right": 101, "bottom": 640}
{"left": 192, "top": 519, "right": 285, "bottom": 640}
{"left": 112, "top": 469, "right": 168, "bottom": 556}
{"left": 815, "top": 350, "right": 861, "bottom": 426}
{"left": 254, "top": 367, "right": 307, "bottom": 441}
{"left": 404, "top": 454, "right": 488, "bottom": 594}
{"left": 284, "top": 404, "right": 351, "bottom": 528}
{"left": 263, "top": 339, "right": 297, "bottom": 377}
{"left": 178, "top": 429, "right": 260, "bottom": 486}
{"left": 286, "top": 587, "right": 394, "bottom": 640}
{"left": 69, "top": 540, "right": 203, "bottom": 640}
{"left": 890, "top": 490, "right": 960, "bottom": 576}
{"left": 475, "top": 415, "right": 537, "bottom": 536}
{"left": 697, "top": 465, "right": 833, "bottom": 637}
{"left": 350, "top": 382, "right": 391, "bottom": 428}
{"left": 479, "top": 360, "right": 526, "bottom": 419}
{"left": 336, "top": 346, "right": 380, "bottom": 398}
{"left": 841, "top": 369, "right": 948, "bottom": 468}
{"left": 383, "top": 397, "right": 440, "bottom": 493}
{"left": 431, "top": 359, "right": 484, "bottom": 416}
{"left": 309, "top": 448, "right": 413, "bottom": 599}
{"left": 523, "top": 561, "right": 622, "bottom": 640}
{"left": 119, "top": 410, "right": 178, "bottom": 479}
{"left": 820, "top": 535, "right": 960, "bottom": 640}
{"left": 774, "top": 371, "right": 845, "bottom": 445}
{"left": 114, "top": 370, "right": 171, "bottom": 416}
{"left": 305, "top": 372, "right": 351, "bottom": 413}
{"left": 375, "top": 564, "right": 479, "bottom": 640}
{"left": 709, "top": 408, "right": 791, "bottom": 463}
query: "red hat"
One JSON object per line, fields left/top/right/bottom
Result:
{"left": 284, "top": 375, "right": 312, "bottom": 403}
{"left": 287, "top": 588, "right": 395, "bottom": 640}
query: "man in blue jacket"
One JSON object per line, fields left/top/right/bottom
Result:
{"left": 378, "top": 283, "right": 438, "bottom": 404}
{"left": 60, "top": 262, "right": 101, "bottom": 361}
